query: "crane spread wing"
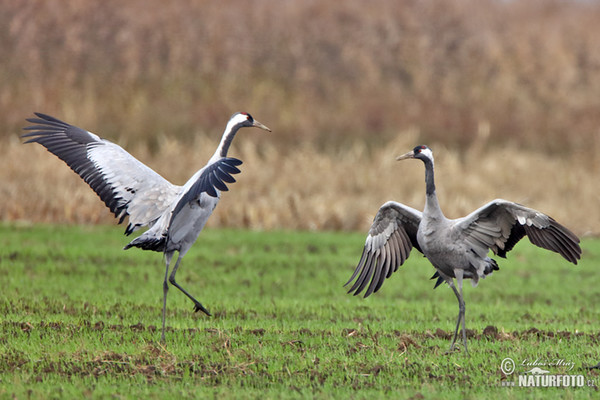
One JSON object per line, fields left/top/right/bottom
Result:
{"left": 170, "top": 157, "right": 242, "bottom": 218}
{"left": 453, "top": 199, "right": 581, "bottom": 264}
{"left": 345, "top": 201, "right": 422, "bottom": 298}
{"left": 22, "top": 113, "right": 180, "bottom": 234}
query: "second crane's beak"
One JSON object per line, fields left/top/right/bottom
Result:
{"left": 252, "top": 120, "right": 271, "bottom": 132}
{"left": 396, "top": 150, "right": 415, "bottom": 161}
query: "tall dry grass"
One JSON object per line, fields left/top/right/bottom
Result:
{"left": 2, "top": 133, "right": 597, "bottom": 235}
{"left": 0, "top": 0, "right": 598, "bottom": 234}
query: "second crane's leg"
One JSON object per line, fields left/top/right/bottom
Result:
{"left": 448, "top": 272, "right": 467, "bottom": 354}
{"left": 448, "top": 281, "right": 461, "bottom": 351}
{"left": 455, "top": 272, "right": 468, "bottom": 354}
{"left": 169, "top": 254, "right": 211, "bottom": 316}
{"left": 161, "top": 251, "right": 174, "bottom": 343}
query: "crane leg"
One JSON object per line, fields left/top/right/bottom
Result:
{"left": 457, "top": 277, "right": 468, "bottom": 354}
{"left": 447, "top": 273, "right": 468, "bottom": 354}
{"left": 169, "top": 253, "right": 211, "bottom": 317}
{"left": 161, "top": 252, "right": 174, "bottom": 343}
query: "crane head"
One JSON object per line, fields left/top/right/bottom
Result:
{"left": 396, "top": 145, "right": 433, "bottom": 163}
{"left": 230, "top": 112, "right": 271, "bottom": 132}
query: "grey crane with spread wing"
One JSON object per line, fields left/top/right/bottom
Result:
{"left": 23, "top": 112, "right": 270, "bottom": 342}
{"left": 346, "top": 145, "right": 581, "bottom": 354}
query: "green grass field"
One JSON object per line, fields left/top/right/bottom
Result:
{"left": 0, "top": 224, "right": 598, "bottom": 399}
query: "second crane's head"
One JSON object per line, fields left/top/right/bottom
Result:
{"left": 396, "top": 145, "right": 434, "bottom": 164}
{"left": 229, "top": 112, "right": 271, "bottom": 133}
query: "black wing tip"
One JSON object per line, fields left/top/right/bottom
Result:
{"left": 344, "top": 271, "right": 368, "bottom": 297}
{"left": 521, "top": 220, "right": 582, "bottom": 265}
{"left": 224, "top": 157, "right": 243, "bottom": 166}
{"left": 32, "top": 112, "right": 62, "bottom": 121}
{"left": 345, "top": 278, "right": 377, "bottom": 298}
{"left": 170, "top": 157, "right": 244, "bottom": 218}
{"left": 200, "top": 158, "right": 243, "bottom": 198}
{"left": 124, "top": 236, "right": 165, "bottom": 252}
{"left": 430, "top": 271, "right": 445, "bottom": 289}
{"left": 345, "top": 285, "right": 373, "bottom": 298}
{"left": 343, "top": 276, "right": 354, "bottom": 288}
{"left": 549, "top": 220, "right": 582, "bottom": 264}
{"left": 346, "top": 224, "right": 416, "bottom": 299}
{"left": 544, "top": 221, "right": 582, "bottom": 264}
{"left": 22, "top": 112, "right": 71, "bottom": 141}
{"left": 22, "top": 116, "right": 132, "bottom": 224}
{"left": 500, "top": 215, "right": 582, "bottom": 265}
{"left": 21, "top": 135, "right": 42, "bottom": 144}
{"left": 346, "top": 250, "right": 391, "bottom": 299}
{"left": 24, "top": 112, "right": 67, "bottom": 127}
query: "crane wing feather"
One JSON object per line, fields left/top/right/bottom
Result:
{"left": 216, "top": 166, "right": 237, "bottom": 183}
{"left": 374, "top": 244, "right": 392, "bottom": 292}
{"left": 217, "top": 162, "right": 242, "bottom": 175}
{"left": 454, "top": 199, "right": 581, "bottom": 264}
{"left": 23, "top": 113, "right": 180, "bottom": 233}
{"left": 347, "top": 250, "right": 375, "bottom": 293}
{"left": 170, "top": 157, "right": 242, "bottom": 219}
{"left": 345, "top": 201, "right": 422, "bottom": 297}
{"left": 354, "top": 249, "right": 379, "bottom": 295}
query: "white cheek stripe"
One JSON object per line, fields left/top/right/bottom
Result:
{"left": 420, "top": 148, "right": 434, "bottom": 161}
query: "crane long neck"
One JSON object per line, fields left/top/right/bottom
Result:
{"left": 211, "top": 121, "right": 241, "bottom": 162}
{"left": 423, "top": 158, "right": 444, "bottom": 219}
{"left": 424, "top": 158, "right": 435, "bottom": 196}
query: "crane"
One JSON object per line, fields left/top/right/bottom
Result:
{"left": 23, "top": 112, "right": 271, "bottom": 342}
{"left": 345, "top": 145, "right": 581, "bottom": 354}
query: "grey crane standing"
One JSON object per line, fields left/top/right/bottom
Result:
{"left": 23, "top": 112, "right": 271, "bottom": 342}
{"left": 345, "top": 145, "right": 581, "bottom": 354}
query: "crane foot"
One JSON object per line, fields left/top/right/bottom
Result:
{"left": 193, "top": 302, "right": 211, "bottom": 316}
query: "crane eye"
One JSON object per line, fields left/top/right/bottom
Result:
{"left": 241, "top": 112, "right": 253, "bottom": 123}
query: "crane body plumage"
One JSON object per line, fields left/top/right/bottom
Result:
{"left": 346, "top": 145, "right": 581, "bottom": 354}
{"left": 23, "top": 112, "right": 270, "bottom": 342}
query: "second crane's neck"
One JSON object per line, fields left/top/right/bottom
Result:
{"left": 423, "top": 158, "right": 445, "bottom": 219}
{"left": 423, "top": 158, "right": 436, "bottom": 196}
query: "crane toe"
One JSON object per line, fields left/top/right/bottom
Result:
{"left": 194, "top": 302, "right": 211, "bottom": 316}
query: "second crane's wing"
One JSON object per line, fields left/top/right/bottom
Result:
{"left": 23, "top": 113, "right": 180, "bottom": 234}
{"left": 345, "top": 201, "right": 422, "bottom": 298}
{"left": 453, "top": 199, "right": 581, "bottom": 264}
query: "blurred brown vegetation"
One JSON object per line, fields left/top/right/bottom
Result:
{"left": 0, "top": 0, "right": 598, "bottom": 234}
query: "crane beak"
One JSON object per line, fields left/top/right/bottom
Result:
{"left": 252, "top": 120, "right": 271, "bottom": 132}
{"left": 396, "top": 150, "right": 415, "bottom": 161}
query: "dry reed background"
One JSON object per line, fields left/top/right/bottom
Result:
{"left": 0, "top": 0, "right": 598, "bottom": 235}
